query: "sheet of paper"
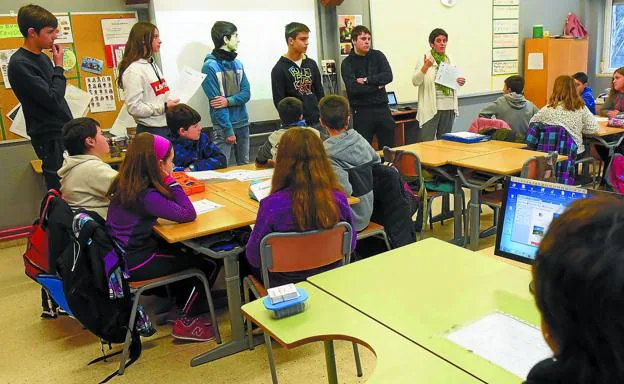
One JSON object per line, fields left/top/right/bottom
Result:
{"left": 221, "top": 169, "right": 274, "bottom": 181}
{"left": 192, "top": 199, "right": 224, "bottom": 215}
{"left": 101, "top": 18, "right": 138, "bottom": 45}
{"left": 493, "top": 19, "right": 519, "bottom": 34}
{"left": 493, "top": 33, "right": 519, "bottom": 49}
{"left": 187, "top": 170, "right": 234, "bottom": 181}
{"left": 109, "top": 105, "right": 136, "bottom": 137}
{"left": 435, "top": 62, "right": 462, "bottom": 91}
{"left": 527, "top": 53, "right": 544, "bottom": 70}
{"left": 65, "top": 84, "right": 92, "bottom": 118}
{"left": 0, "top": 48, "right": 18, "bottom": 88}
{"left": 595, "top": 116, "right": 609, "bottom": 122}
{"left": 492, "top": 48, "right": 518, "bottom": 61}
{"left": 9, "top": 107, "right": 28, "bottom": 139}
{"left": 493, "top": 5, "right": 519, "bottom": 19}
{"left": 54, "top": 15, "right": 74, "bottom": 44}
{"left": 447, "top": 312, "right": 552, "bottom": 379}
{"left": 170, "top": 66, "right": 207, "bottom": 104}
{"left": 493, "top": 61, "right": 518, "bottom": 75}
{"left": 249, "top": 179, "right": 272, "bottom": 201}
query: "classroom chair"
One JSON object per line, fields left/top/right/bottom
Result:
{"left": 242, "top": 222, "right": 362, "bottom": 384}
{"left": 119, "top": 269, "right": 222, "bottom": 375}
{"left": 356, "top": 222, "right": 391, "bottom": 251}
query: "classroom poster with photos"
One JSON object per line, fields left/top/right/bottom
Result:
{"left": 338, "top": 15, "right": 362, "bottom": 56}
{"left": 86, "top": 76, "right": 116, "bottom": 113}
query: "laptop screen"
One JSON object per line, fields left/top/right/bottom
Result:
{"left": 387, "top": 91, "right": 397, "bottom": 106}
{"left": 495, "top": 177, "right": 590, "bottom": 264}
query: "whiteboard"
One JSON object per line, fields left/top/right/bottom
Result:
{"left": 152, "top": 0, "right": 318, "bottom": 124}
{"left": 370, "top": 0, "right": 496, "bottom": 102}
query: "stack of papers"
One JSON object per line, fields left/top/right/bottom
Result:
{"left": 192, "top": 199, "right": 223, "bottom": 215}
{"left": 190, "top": 169, "right": 274, "bottom": 182}
{"left": 249, "top": 179, "right": 272, "bottom": 201}
{"left": 595, "top": 116, "right": 608, "bottom": 122}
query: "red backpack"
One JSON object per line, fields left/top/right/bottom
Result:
{"left": 23, "top": 189, "right": 61, "bottom": 281}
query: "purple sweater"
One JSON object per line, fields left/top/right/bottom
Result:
{"left": 105, "top": 176, "right": 196, "bottom": 271}
{"left": 246, "top": 189, "right": 356, "bottom": 286}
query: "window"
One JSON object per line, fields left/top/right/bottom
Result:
{"left": 604, "top": 0, "right": 624, "bottom": 72}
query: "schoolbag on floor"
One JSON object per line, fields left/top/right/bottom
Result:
{"left": 23, "top": 189, "right": 62, "bottom": 280}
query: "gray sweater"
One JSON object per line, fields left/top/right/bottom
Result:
{"left": 479, "top": 93, "right": 539, "bottom": 137}
{"left": 324, "top": 129, "right": 380, "bottom": 231}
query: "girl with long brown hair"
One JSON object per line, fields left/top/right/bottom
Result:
{"left": 245, "top": 128, "right": 356, "bottom": 286}
{"left": 106, "top": 133, "right": 217, "bottom": 342}
{"left": 117, "top": 22, "right": 179, "bottom": 138}
{"left": 529, "top": 75, "right": 598, "bottom": 154}
{"left": 600, "top": 66, "right": 624, "bottom": 118}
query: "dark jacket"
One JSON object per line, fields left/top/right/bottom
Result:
{"left": 580, "top": 86, "right": 596, "bottom": 115}
{"left": 7, "top": 48, "right": 72, "bottom": 139}
{"left": 341, "top": 49, "right": 393, "bottom": 108}
{"left": 271, "top": 56, "right": 324, "bottom": 124}
{"left": 171, "top": 132, "right": 227, "bottom": 172}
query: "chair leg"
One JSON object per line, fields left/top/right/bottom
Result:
{"left": 243, "top": 278, "right": 255, "bottom": 350}
{"left": 118, "top": 289, "right": 142, "bottom": 375}
{"left": 263, "top": 332, "right": 279, "bottom": 384}
{"left": 463, "top": 201, "right": 471, "bottom": 248}
{"left": 195, "top": 272, "right": 221, "bottom": 344}
{"left": 380, "top": 232, "right": 392, "bottom": 251}
{"left": 352, "top": 343, "right": 363, "bottom": 377}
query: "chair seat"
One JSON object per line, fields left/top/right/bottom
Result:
{"left": 357, "top": 221, "right": 385, "bottom": 240}
{"left": 128, "top": 276, "right": 175, "bottom": 290}
{"left": 481, "top": 189, "right": 505, "bottom": 207}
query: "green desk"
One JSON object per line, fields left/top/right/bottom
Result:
{"left": 308, "top": 238, "right": 541, "bottom": 384}
{"left": 242, "top": 282, "right": 482, "bottom": 384}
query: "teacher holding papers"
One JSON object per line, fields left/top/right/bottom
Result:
{"left": 412, "top": 28, "right": 465, "bottom": 141}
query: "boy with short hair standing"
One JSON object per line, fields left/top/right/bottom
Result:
{"left": 8, "top": 4, "right": 73, "bottom": 191}
{"left": 202, "top": 21, "right": 251, "bottom": 165}
{"left": 271, "top": 22, "right": 326, "bottom": 138}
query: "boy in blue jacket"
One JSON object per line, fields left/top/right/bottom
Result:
{"left": 167, "top": 104, "right": 227, "bottom": 172}
{"left": 572, "top": 72, "right": 596, "bottom": 115}
{"left": 202, "top": 21, "right": 251, "bottom": 165}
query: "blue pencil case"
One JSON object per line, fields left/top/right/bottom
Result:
{"left": 441, "top": 132, "right": 490, "bottom": 143}
{"left": 263, "top": 288, "right": 309, "bottom": 319}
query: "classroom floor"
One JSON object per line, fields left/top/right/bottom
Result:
{"left": 0, "top": 199, "right": 496, "bottom": 384}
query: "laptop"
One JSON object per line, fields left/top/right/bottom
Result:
{"left": 387, "top": 91, "right": 398, "bottom": 112}
{"left": 495, "top": 177, "right": 591, "bottom": 264}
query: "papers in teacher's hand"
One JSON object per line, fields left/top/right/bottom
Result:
{"left": 447, "top": 312, "right": 552, "bottom": 379}
{"left": 435, "top": 62, "right": 463, "bottom": 91}
{"left": 192, "top": 199, "right": 223, "bottom": 215}
{"left": 190, "top": 169, "right": 274, "bottom": 182}
{"left": 249, "top": 179, "right": 272, "bottom": 202}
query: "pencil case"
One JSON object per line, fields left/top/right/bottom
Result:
{"left": 172, "top": 172, "right": 205, "bottom": 195}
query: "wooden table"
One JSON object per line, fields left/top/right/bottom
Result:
{"left": 30, "top": 152, "right": 126, "bottom": 174}
{"left": 379, "top": 142, "right": 478, "bottom": 167}
{"left": 594, "top": 120, "right": 624, "bottom": 137}
{"left": 308, "top": 238, "right": 543, "bottom": 384}
{"left": 421, "top": 139, "right": 527, "bottom": 153}
{"left": 242, "top": 282, "right": 482, "bottom": 384}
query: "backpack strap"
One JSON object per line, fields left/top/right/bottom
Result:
{"left": 96, "top": 331, "right": 142, "bottom": 384}
{"left": 39, "top": 189, "right": 61, "bottom": 228}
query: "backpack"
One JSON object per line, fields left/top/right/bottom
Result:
{"left": 23, "top": 189, "right": 62, "bottom": 280}
{"left": 564, "top": 12, "right": 588, "bottom": 39}
{"left": 606, "top": 153, "right": 624, "bottom": 194}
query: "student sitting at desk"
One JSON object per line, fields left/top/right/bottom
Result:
{"left": 106, "top": 133, "right": 218, "bottom": 342}
{"left": 255, "top": 97, "right": 319, "bottom": 166}
{"left": 599, "top": 67, "right": 624, "bottom": 118}
{"left": 167, "top": 104, "right": 227, "bottom": 172}
{"left": 58, "top": 117, "right": 117, "bottom": 219}
{"left": 245, "top": 128, "right": 356, "bottom": 286}
{"left": 526, "top": 196, "right": 624, "bottom": 384}
{"left": 529, "top": 75, "right": 598, "bottom": 154}
{"left": 572, "top": 72, "right": 596, "bottom": 115}
{"left": 479, "top": 75, "right": 538, "bottom": 137}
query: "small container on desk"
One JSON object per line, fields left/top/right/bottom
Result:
{"left": 172, "top": 172, "right": 206, "bottom": 195}
{"left": 263, "top": 288, "right": 309, "bottom": 319}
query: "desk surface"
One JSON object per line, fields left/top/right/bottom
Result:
{"left": 241, "top": 282, "right": 481, "bottom": 383}
{"left": 31, "top": 152, "right": 125, "bottom": 174}
{"left": 594, "top": 121, "right": 624, "bottom": 137}
{"left": 449, "top": 148, "right": 566, "bottom": 175}
{"left": 421, "top": 139, "right": 527, "bottom": 153}
{"left": 381, "top": 142, "right": 479, "bottom": 167}
{"left": 308, "top": 238, "right": 541, "bottom": 384}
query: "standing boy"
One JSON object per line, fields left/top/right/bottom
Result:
{"left": 340, "top": 25, "right": 396, "bottom": 149}
{"left": 202, "top": 21, "right": 251, "bottom": 165}
{"left": 572, "top": 72, "right": 596, "bottom": 115}
{"left": 8, "top": 4, "right": 73, "bottom": 190}
{"left": 271, "top": 22, "right": 326, "bottom": 138}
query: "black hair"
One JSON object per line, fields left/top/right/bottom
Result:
{"left": 17, "top": 4, "right": 58, "bottom": 37}
{"left": 504, "top": 75, "right": 525, "bottom": 94}
{"left": 277, "top": 97, "right": 303, "bottom": 125}
{"left": 284, "top": 22, "right": 310, "bottom": 43}
{"left": 350, "top": 25, "right": 371, "bottom": 42}
{"left": 428, "top": 28, "right": 448, "bottom": 45}
{"left": 533, "top": 196, "right": 624, "bottom": 383}
{"left": 572, "top": 72, "right": 589, "bottom": 85}
{"left": 166, "top": 103, "right": 201, "bottom": 136}
{"left": 211, "top": 21, "right": 237, "bottom": 48}
{"left": 319, "top": 95, "right": 350, "bottom": 130}
{"left": 62, "top": 117, "right": 100, "bottom": 156}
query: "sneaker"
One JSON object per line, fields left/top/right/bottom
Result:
{"left": 172, "top": 316, "right": 215, "bottom": 342}
{"left": 40, "top": 309, "right": 57, "bottom": 319}
{"left": 158, "top": 307, "right": 212, "bottom": 326}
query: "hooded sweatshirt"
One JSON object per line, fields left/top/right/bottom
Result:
{"left": 324, "top": 129, "right": 381, "bottom": 231}
{"left": 580, "top": 86, "right": 596, "bottom": 115}
{"left": 479, "top": 92, "right": 539, "bottom": 137}
{"left": 57, "top": 154, "right": 118, "bottom": 219}
{"left": 122, "top": 58, "right": 171, "bottom": 127}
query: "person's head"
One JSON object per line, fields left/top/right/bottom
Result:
{"left": 344, "top": 18, "right": 353, "bottom": 29}
{"left": 17, "top": 4, "right": 58, "bottom": 49}
{"left": 116, "top": 22, "right": 160, "bottom": 89}
{"left": 284, "top": 22, "right": 310, "bottom": 55}
{"left": 107, "top": 133, "right": 174, "bottom": 209}
{"left": 532, "top": 196, "right": 624, "bottom": 381}
{"left": 351, "top": 25, "right": 371, "bottom": 55}
{"left": 319, "top": 95, "right": 350, "bottom": 134}
{"left": 503, "top": 75, "right": 524, "bottom": 95}
{"left": 62, "top": 117, "right": 109, "bottom": 157}
{"left": 272, "top": 128, "right": 342, "bottom": 231}
{"left": 572, "top": 72, "right": 589, "bottom": 94}
{"left": 211, "top": 21, "right": 238, "bottom": 52}
{"left": 548, "top": 75, "right": 585, "bottom": 111}
{"left": 610, "top": 67, "right": 624, "bottom": 97}
{"left": 428, "top": 28, "right": 448, "bottom": 54}
{"left": 167, "top": 104, "right": 202, "bottom": 140}
{"left": 277, "top": 97, "right": 304, "bottom": 126}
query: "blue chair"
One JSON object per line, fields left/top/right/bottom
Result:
{"left": 36, "top": 274, "right": 73, "bottom": 317}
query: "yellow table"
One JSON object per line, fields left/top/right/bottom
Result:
{"left": 421, "top": 139, "right": 527, "bottom": 153}
{"left": 242, "top": 282, "right": 482, "bottom": 384}
{"left": 308, "top": 238, "right": 543, "bottom": 384}
{"left": 378, "top": 142, "right": 478, "bottom": 167}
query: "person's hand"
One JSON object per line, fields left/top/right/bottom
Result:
{"left": 166, "top": 99, "right": 180, "bottom": 110}
{"left": 356, "top": 77, "right": 367, "bottom": 85}
{"left": 210, "top": 96, "right": 229, "bottom": 109}
{"left": 52, "top": 44, "right": 63, "bottom": 67}
{"left": 423, "top": 54, "right": 435, "bottom": 69}
{"left": 225, "top": 135, "right": 237, "bottom": 144}
{"left": 457, "top": 77, "right": 466, "bottom": 86}
{"left": 607, "top": 110, "right": 620, "bottom": 118}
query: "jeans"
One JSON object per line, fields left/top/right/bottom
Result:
{"left": 136, "top": 124, "right": 171, "bottom": 140}
{"left": 31, "top": 136, "right": 64, "bottom": 190}
{"left": 212, "top": 125, "right": 250, "bottom": 166}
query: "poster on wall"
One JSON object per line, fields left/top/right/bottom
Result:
{"left": 86, "top": 76, "right": 116, "bottom": 113}
{"left": 0, "top": 48, "right": 18, "bottom": 88}
{"left": 338, "top": 15, "right": 362, "bottom": 56}
{"left": 101, "top": 18, "right": 137, "bottom": 67}
{"left": 55, "top": 15, "right": 74, "bottom": 44}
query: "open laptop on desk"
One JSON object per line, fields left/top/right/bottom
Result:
{"left": 387, "top": 91, "right": 398, "bottom": 112}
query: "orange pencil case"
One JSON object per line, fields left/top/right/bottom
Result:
{"left": 172, "top": 172, "right": 205, "bottom": 195}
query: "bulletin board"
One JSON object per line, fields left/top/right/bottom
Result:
{"left": 0, "top": 11, "right": 137, "bottom": 141}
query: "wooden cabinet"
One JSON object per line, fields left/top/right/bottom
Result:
{"left": 524, "top": 38, "right": 588, "bottom": 108}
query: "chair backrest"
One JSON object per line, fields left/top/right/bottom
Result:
{"left": 468, "top": 116, "right": 511, "bottom": 133}
{"left": 520, "top": 152, "right": 558, "bottom": 182}
{"left": 526, "top": 123, "right": 578, "bottom": 185}
{"left": 259, "top": 222, "right": 353, "bottom": 289}
{"left": 383, "top": 146, "right": 423, "bottom": 179}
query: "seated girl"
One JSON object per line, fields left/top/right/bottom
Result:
{"left": 245, "top": 128, "right": 357, "bottom": 286}
{"left": 106, "top": 132, "right": 217, "bottom": 342}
